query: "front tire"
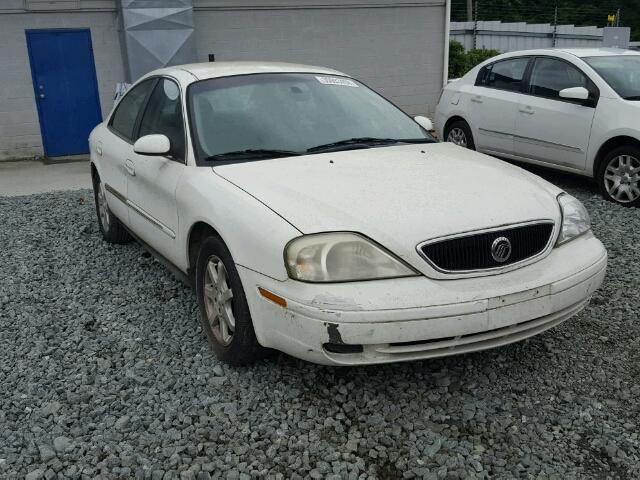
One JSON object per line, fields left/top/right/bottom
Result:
{"left": 444, "top": 120, "right": 475, "bottom": 150}
{"left": 92, "top": 172, "right": 131, "bottom": 244}
{"left": 597, "top": 145, "right": 640, "bottom": 207}
{"left": 195, "top": 235, "right": 267, "bottom": 365}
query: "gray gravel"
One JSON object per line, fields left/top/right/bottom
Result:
{"left": 1, "top": 170, "right": 639, "bottom": 480}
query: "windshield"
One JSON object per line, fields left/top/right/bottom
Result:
{"left": 584, "top": 55, "right": 640, "bottom": 100}
{"left": 187, "top": 73, "right": 432, "bottom": 163}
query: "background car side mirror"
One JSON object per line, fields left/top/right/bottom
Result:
{"left": 414, "top": 115, "right": 434, "bottom": 131}
{"left": 559, "top": 87, "right": 589, "bottom": 102}
{"left": 133, "top": 134, "right": 171, "bottom": 156}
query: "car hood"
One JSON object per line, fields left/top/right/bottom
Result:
{"left": 213, "top": 143, "right": 563, "bottom": 275}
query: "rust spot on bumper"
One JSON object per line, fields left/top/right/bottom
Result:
{"left": 326, "top": 322, "right": 344, "bottom": 344}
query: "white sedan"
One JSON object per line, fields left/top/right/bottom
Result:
{"left": 436, "top": 48, "right": 640, "bottom": 206}
{"left": 90, "top": 62, "right": 606, "bottom": 366}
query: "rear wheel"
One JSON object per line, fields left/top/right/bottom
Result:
{"left": 444, "top": 120, "right": 475, "bottom": 150}
{"left": 92, "top": 171, "right": 131, "bottom": 243}
{"left": 195, "top": 235, "right": 267, "bottom": 365}
{"left": 597, "top": 146, "right": 640, "bottom": 207}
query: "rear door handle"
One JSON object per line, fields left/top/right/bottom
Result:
{"left": 125, "top": 158, "right": 135, "bottom": 176}
{"left": 471, "top": 95, "right": 483, "bottom": 103}
{"left": 519, "top": 107, "right": 535, "bottom": 115}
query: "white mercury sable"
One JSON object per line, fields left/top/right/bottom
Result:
{"left": 89, "top": 62, "right": 607, "bottom": 365}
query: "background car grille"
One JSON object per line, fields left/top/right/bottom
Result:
{"left": 420, "top": 222, "right": 554, "bottom": 272}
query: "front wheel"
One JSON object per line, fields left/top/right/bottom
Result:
{"left": 92, "top": 171, "right": 131, "bottom": 244}
{"left": 444, "top": 120, "right": 475, "bottom": 150}
{"left": 195, "top": 235, "right": 267, "bottom": 365}
{"left": 597, "top": 146, "right": 640, "bottom": 207}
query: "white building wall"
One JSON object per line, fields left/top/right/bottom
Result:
{"left": 193, "top": 0, "right": 447, "bottom": 117}
{"left": 0, "top": 2, "right": 125, "bottom": 160}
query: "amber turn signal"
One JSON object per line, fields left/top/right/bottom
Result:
{"left": 258, "top": 287, "right": 287, "bottom": 308}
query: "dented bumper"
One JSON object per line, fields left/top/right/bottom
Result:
{"left": 238, "top": 233, "right": 607, "bottom": 365}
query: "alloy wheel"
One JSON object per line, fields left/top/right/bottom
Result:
{"left": 97, "top": 181, "right": 110, "bottom": 231}
{"left": 203, "top": 255, "right": 235, "bottom": 346}
{"left": 604, "top": 155, "right": 640, "bottom": 204}
{"left": 446, "top": 127, "right": 467, "bottom": 148}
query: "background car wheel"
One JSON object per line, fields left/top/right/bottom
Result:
{"left": 597, "top": 145, "right": 640, "bottom": 207}
{"left": 92, "top": 172, "right": 132, "bottom": 244}
{"left": 195, "top": 234, "right": 267, "bottom": 365}
{"left": 444, "top": 120, "right": 475, "bottom": 150}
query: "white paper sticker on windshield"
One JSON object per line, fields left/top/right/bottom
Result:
{"left": 315, "top": 76, "right": 359, "bottom": 87}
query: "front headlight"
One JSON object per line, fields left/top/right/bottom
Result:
{"left": 556, "top": 193, "right": 591, "bottom": 246}
{"left": 285, "top": 232, "right": 418, "bottom": 282}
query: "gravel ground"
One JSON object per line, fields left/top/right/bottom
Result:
{"left": 1, "top": 170, "right": 639, "bottom": 480}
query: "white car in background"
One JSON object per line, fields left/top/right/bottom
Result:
{"left": 436, "top": 48, "right": 640, "bottom": 206}
{"left": 90, "top": 62, "right": 606, "bottom": 366}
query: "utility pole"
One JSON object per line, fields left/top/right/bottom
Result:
{"left": 473, "top": 0, "right": 478, "bottom": 49}
{"left": 552, "top": 2, "right": 558, "bottom": 47}
{"left": 467, "top": 0, "right": 473, "bottom": 21}
{"left": 616, "top": 8, "right": 621, "bottom": 27}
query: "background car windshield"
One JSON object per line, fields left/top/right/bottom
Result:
{"left": 188, "top": 73, "right": 430, "bottom": 162}
{"left": 584, "top": 56, "right": 640, "bottom": 99}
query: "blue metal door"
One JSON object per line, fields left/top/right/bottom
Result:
{"left": 26, "top": 29, "right": 102, "bottom": 157}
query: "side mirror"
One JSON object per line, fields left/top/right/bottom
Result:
{"left": 559, "top": 86, "right": 589, "bottom": 101}
{"left": 133, "top": 134, "right": 171, "bottom": 156}
{"left": 414, "top": 115, "right": 434, "bottom": 131}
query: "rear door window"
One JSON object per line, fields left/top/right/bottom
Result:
{"left": 477, "top": 58, "right": 530, "bottom": 92}
{"left": 109, "top": 79, "right": 156, "bottom": 141}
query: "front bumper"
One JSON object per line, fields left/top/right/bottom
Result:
{"left": 238, "top": 233, "right": 607, "bottom": 365}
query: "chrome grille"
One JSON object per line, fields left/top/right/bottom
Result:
{"left": 419, "top": 222, "right": 554, "bottom": 272}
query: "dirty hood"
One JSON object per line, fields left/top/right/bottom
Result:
{"left": 213, "top": 142, "right": 562, "bottom": 271}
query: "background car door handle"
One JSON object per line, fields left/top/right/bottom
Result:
{"left": 519, "top": 107, "right": 535, "bottom": 115}
{"left": 471, "top": 96, "right": 483, "bottom": 103}
{"left": 125, "top": 159, "right": 135, "bottom": 176}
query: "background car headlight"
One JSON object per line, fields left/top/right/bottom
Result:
{"left": 556, "top": 193, "right": 591, "bottom": 245}
{"left": 285, "top": 232, "right": 418, "bottom": 282}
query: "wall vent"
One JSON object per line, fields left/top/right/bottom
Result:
{"left": 24, "top": 0, "right": 80, "bottom": 11}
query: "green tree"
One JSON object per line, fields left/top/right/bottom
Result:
{"left": 465, "top": 48, "right": 501, "bottom": 72}
{"left": 448, "top": 40, "right": 500, "bottom": 78}
{"left": 448, "top": 40, "right": 468, "bottom": 78}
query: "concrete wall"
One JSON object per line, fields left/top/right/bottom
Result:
{"left": 193, "top": 0, "right": 446, "bottom": 117}
{"left": 451, "top": 21, "right": 604, "bottom": 53}
{"left": 0, "top": 2, "right": 124, "bottom": 160}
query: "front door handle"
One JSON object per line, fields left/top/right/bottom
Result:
{"left": 471, "top": 95, "right": 483, "bottom": 103}
{"left": 125, "top": 158, "right": 135, "bottom": 176}
{"left": 519, "top": 107, "right": 535, "bottom": 115}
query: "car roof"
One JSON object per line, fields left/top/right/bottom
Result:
{"left": 495, "top": 47, "right": 640, "bottom": 59}
{"left": 557, "top": 47, "right": 640, "bottom": 58}
{"left": 149, "top": 61, "right": 347, "bottom": 81}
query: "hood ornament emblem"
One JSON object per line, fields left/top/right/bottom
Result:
{"left": 491, "top": 236, "right": 512, "bottom": 263}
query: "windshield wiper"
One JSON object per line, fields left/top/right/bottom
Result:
{"left": 204, "top": 149, "right": 301, "bottom": 162}
{"left": 306, "top": 137, "right": 434, "bottom": 153}
{"left": 623, "top": 95, "right": 640, "bottom": 100}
